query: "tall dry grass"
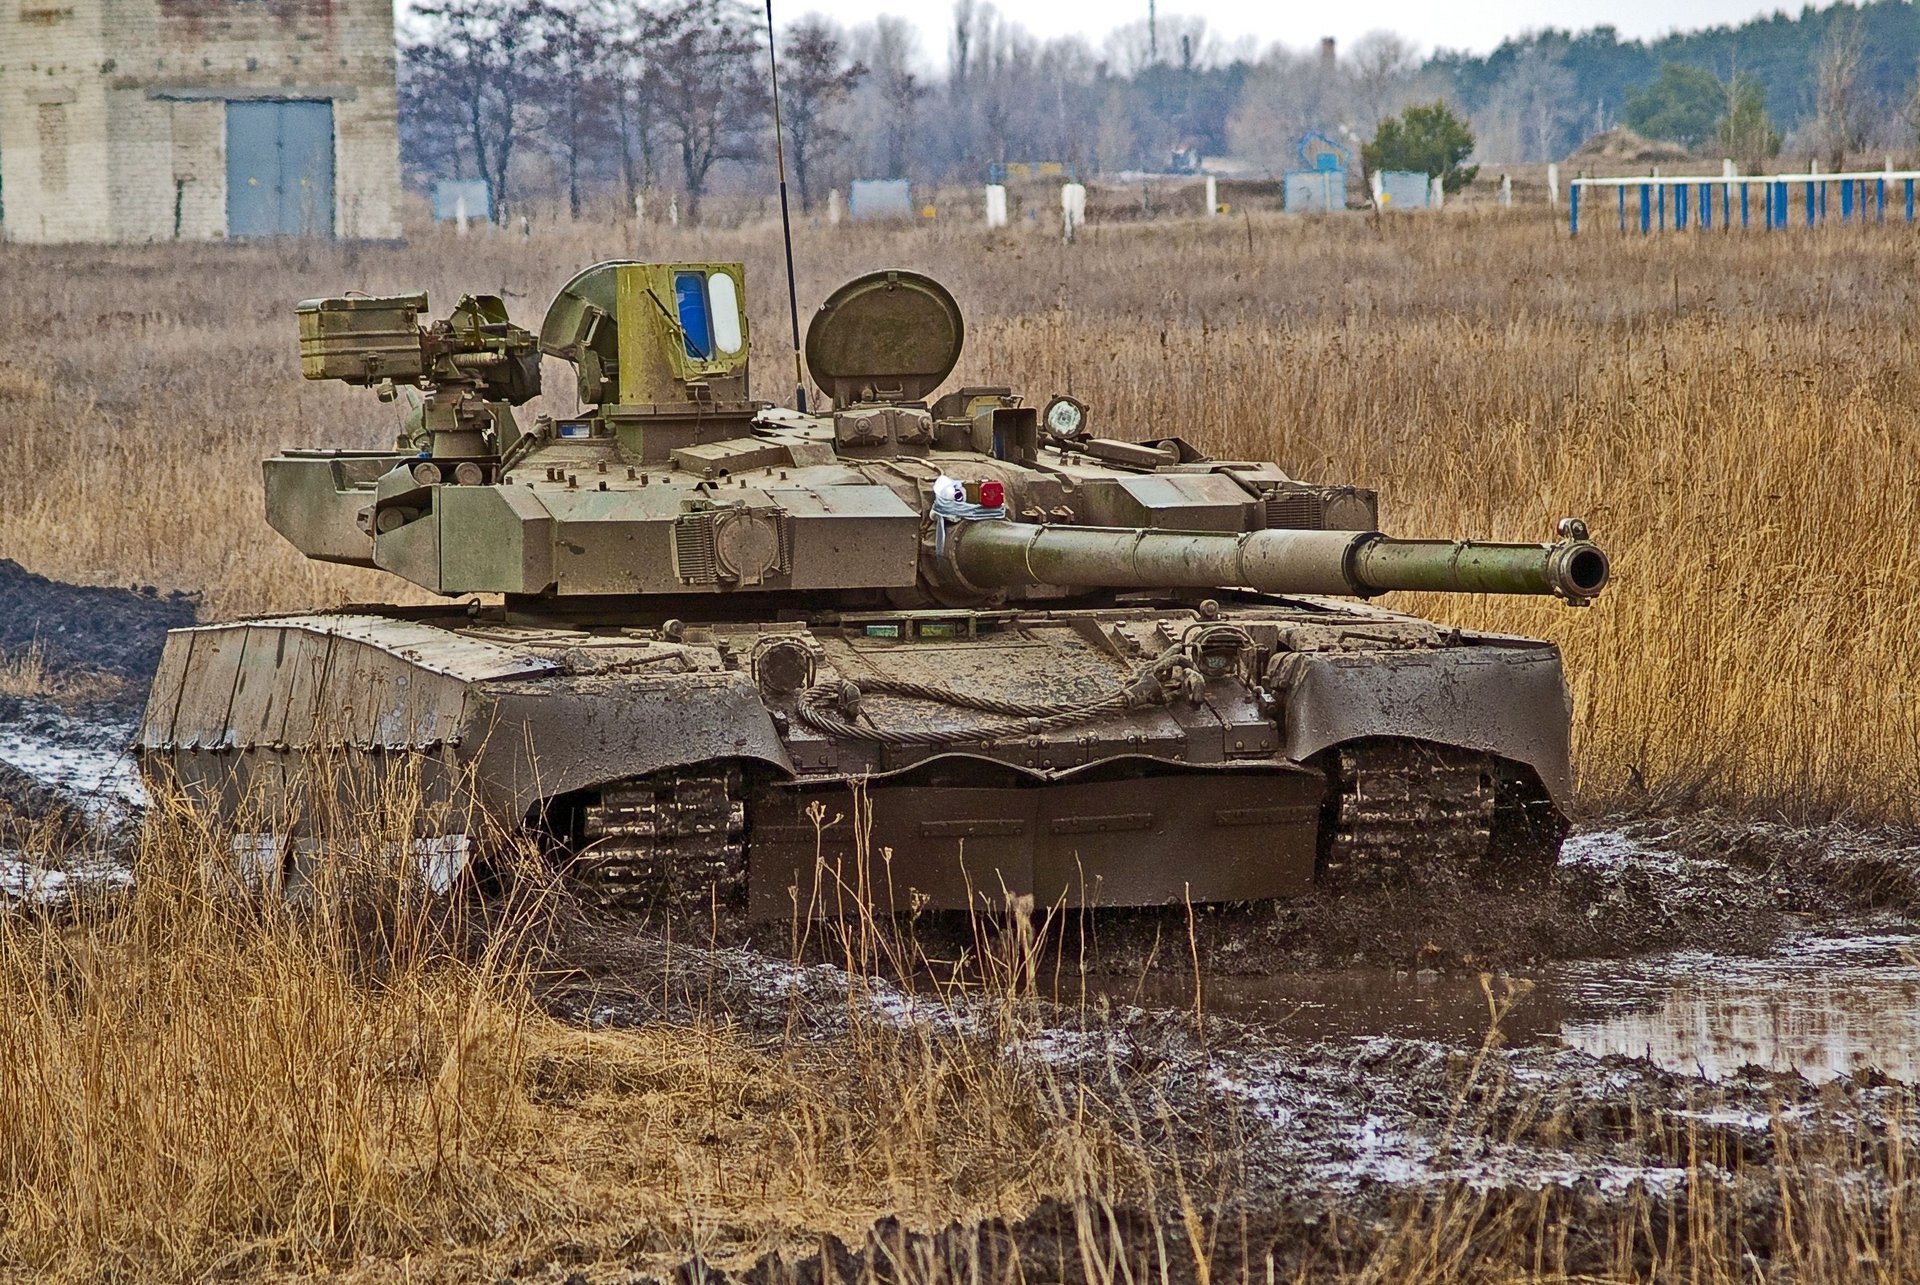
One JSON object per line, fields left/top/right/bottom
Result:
{"left": 3, "top": 210, "right": 1917, "bottom": 813}
{"left": 0, "top": 794, "right": 1136, "bottom": 1280}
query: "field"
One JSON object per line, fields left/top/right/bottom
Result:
{"left": 6, "top": 209, "right": 1920, "bottom": 1280}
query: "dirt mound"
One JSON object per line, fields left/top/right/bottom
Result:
{"left": 0, "top": 559, "right": 196, "bottom": 688}
{"left": 1568, "top": 127, "right": 1694, "bottom": 165}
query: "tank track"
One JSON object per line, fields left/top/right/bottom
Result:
{"left": 575, "top": 768, "right": 747, "bottom": 911}
{"left": 1317, "top": 740, "right": 1499, "bottom": 889}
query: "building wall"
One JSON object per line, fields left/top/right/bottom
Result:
{"left": 0, "top": 0, "right": 401, "bottom": 242}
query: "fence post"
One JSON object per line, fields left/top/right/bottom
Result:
{"left": 1569, "top": 182, "right": 1579, "bottom": 234}
{"left": 985, "top": 184, "right": 1008, "bottom": 228}
{"left": 1204, "top": 173, "right": 1219, "bottom": 216}
{"left": 1548, "top": 162, "right": 1560, "bottom": 208}
{"left": 1060, "top": 182, "right": 1086, "bottom": 243}
{"left": 1618, "top": 185, "right": 1626, "bottom": 232}
{"left": 1640, "top": 183, "right": 1651, "bottom": 234}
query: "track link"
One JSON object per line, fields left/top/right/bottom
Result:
{"left": 1318, "top": 740, "right": 1498, "bottom": 889}
{"left": 576, "top": 768, "right": 746, "bottom": 911}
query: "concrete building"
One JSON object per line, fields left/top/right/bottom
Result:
{"left": 0, "top": 0, "right": 402, "bottom": 243}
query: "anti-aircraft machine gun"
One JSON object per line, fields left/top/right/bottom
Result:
{"left": 138, "top": 263, "right": 1608, "bottom": 912}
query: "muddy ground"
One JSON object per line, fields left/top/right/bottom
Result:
{"left": 6, "top": 566, "right": 1920, "bottom": 1280}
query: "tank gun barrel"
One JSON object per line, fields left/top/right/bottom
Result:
{"left": 942, "top": 521, "right": 1610, "bottom": 603}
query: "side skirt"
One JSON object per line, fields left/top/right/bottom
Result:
{"left": 746, "top": 766, "right": 1325, "bottom": 919}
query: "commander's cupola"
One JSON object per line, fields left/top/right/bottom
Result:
{"left": 539, "top": 261, "right": 757, "bottom": 462}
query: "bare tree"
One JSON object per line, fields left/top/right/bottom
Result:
{"left": 943, "top": 0, "right": 997, "bottom": 171}
{"left": 538, "top": 0, "right": 620, "bottom": 219}
{"left": 647, "top": 0, "right": 769, "bottom": 223}
{"left": 975, "top": 21, "right": 1031, "bottom": 164}
{"left": 778, "top": 17, "right": 865, "bottom": 211}
{"left": 1102, "top": 15, "right": 1213, "bottom": 75}
{"left": 1348, "top": 31, "right": 1419, "bottom": 131}
{"left": 1477, "top": 45, "right": 1576, "bottom": 163}
{"left": 599, "top": 0, "right": 664, "bottom": 206}
{"left": 405, "top": 0, "right": 552, "bottom": 221}
{"left": 1226, "top": 46, "right": 1355, "bottom": 172}
{"left": 861, "top": 17, "right": 924, "bottom": 178}
{"left": 1900, "top": 56, "right": 1920, "bottom": 152}
{"left": 1814, "top": 14, "right": 1868, "bottom": 168}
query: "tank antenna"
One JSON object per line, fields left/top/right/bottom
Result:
{"left": 764, "top": 0, "right": 808, "bottom": 413}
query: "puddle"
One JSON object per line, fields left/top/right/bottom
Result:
{"left": 0, "top": 854, "right": 133, "bottom": 906}
{"left": 0, "top": 719, "right": 143, "bottom": 814}
{"left": 1557, "top": 932, "right": 1920, "bottom": 1082}
{"left": 1095, "top": 920, "right": 1920, "bottom": 1084}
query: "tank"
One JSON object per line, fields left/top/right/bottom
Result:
{"left": 136, "top": 263, "right": 1610, "bottom": 914}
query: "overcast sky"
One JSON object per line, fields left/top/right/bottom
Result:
{"left": 784, "top": 1, "right": 1804, "bottom": 64}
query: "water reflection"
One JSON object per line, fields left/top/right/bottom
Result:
{"left": 1557, "top": 934, "right": 1920, "bottom": 1083}
{"left": 1092, "top": 926, "right": 1920, "bottom": 1083}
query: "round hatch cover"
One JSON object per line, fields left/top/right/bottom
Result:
{"left": 805, "top": 270, "right": 964, "bottom": 407}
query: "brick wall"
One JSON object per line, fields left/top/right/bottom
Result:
{"left": 1, "top": 0, "right": 401, "bottom": 242}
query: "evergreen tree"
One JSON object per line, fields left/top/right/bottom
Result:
{"left": 1362, "top": 102, "right": 1479, "bottom": 192}
{"left": 1622, "top": 62, "right": 1724, "bottom": 148}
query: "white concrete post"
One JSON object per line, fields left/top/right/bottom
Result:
{"left": 985, "top": 184, "right": 1008, "bottom": 228}
{"left": 1061, "top": 182, "right": 1087, "bottom": 242}
{"left": 1499, "top": 174, "right": 1512, "bottom": 207}
{"left": 827, "top": 189, "right": 842, "bottom": 225}
{"left": 1547, "top": 162, "right": 1560, "bottom": 207}
{"left": 669, "top": 195, "right": 680, "bottom": 227}
{"left": 1722, "top": 158, "right": 1737, "bottom": 179}
{"left": 1204, "top": 173, "right": 1218, "bottom": 215}
{"left": 1368, "top": 169, "right": 1383, "bottom": 205}
{"left": 455, "top": 194, "right": 469, "bottom": 235}
{"left": 634, "top": 193, "right": 645, "bottom": 227}
{"left": 1430, "top": 175, "right": 1444, "bottom": 210}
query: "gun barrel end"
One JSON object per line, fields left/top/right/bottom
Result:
{"left": 1550, "top": 540, "right": 1611, "bottom": 601}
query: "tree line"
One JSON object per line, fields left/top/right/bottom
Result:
{"left": 1434, "top": 0, "right": 1920, "bottom": 165}
{"left": 398, "top": 0, "right": 1920, "bottom": 223}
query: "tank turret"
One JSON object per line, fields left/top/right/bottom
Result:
{"left": 142, "top": 262, "right": 1613, "bottom": 916}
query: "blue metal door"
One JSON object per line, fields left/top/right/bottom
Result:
{"left": 226, "top": 100, "right": 335, "bottom": 237}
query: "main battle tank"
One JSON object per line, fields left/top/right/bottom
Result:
{"left": 137, "top": 263, "right": 1609, "bottom": 915}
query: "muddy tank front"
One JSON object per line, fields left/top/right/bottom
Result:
{"left": 136, "top": 264, "right": 1610, "bottom": 916}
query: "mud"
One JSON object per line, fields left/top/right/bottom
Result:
{"left": 521, "top": 910, "right": 1920, "bottom": 1283}
{"left": 0, "top": 560, "right": 166, "bottom": 897}
{"left": 0, "top": 557, "right": 197, "bottom": 709}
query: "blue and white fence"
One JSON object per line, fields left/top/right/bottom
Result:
{"left": 1569, "top": 170, "right": 1920, "bottom": 235}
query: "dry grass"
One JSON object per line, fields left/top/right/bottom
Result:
{"left": 0, "top": 794, "right": 1136, "bottom": 1281}
{"left": 5, "top": 210, "right": 1916, "bottom": 815}
{"left": 0, "top": 642, "right": 124, "bottom": 704}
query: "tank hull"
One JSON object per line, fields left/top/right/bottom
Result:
{"left": 136, "top": 594, "right": 1574, "bottom": 915}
